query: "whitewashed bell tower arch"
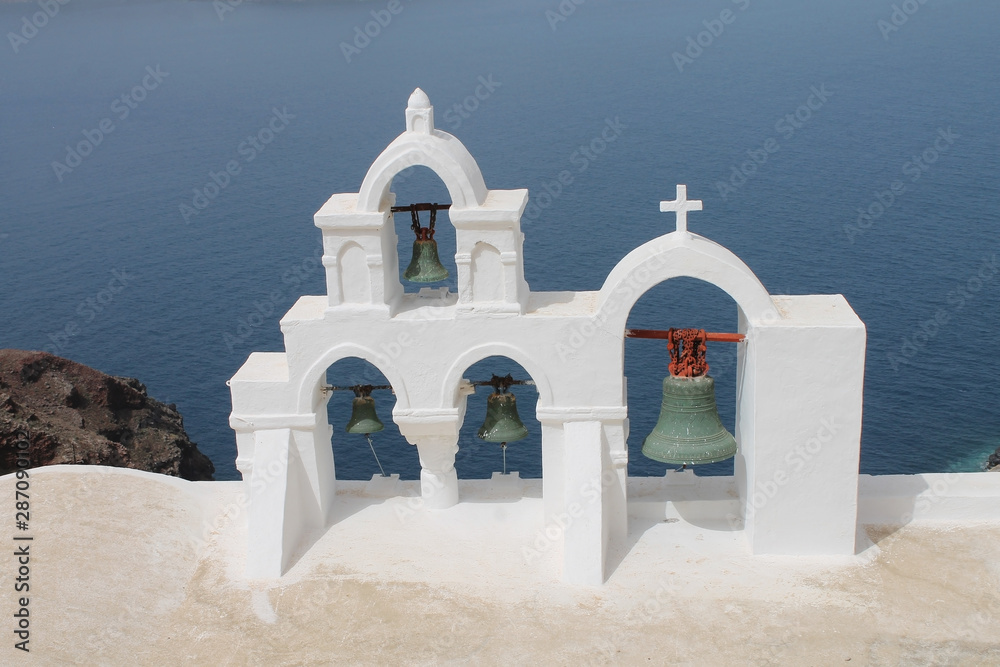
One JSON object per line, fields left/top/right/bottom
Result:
{"left": 316, "top": 88, "right": 530, "bottom": 315}
{"left": 229, "top": 89, "right": 867, "bottom": 586}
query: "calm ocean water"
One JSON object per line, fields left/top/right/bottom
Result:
{"left": 1, "top": 0, "right": 998, "bottom": 481}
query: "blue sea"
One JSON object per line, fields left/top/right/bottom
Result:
{"left": 1, "top": 0, "right": 998, "bottom": 481}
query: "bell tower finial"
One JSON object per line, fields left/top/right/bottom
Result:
{"left": 406, "top": 88, "right": 434, "bottom": 134}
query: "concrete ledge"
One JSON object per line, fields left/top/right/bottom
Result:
{"left": 859, "top": 472, "right": 1000, "bottom": 524}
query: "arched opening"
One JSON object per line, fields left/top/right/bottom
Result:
{"left": 389, "top": 166, "right": 458, "bottom": 295}
{"left": 453, "top": 355, "right": 542, "bottom": 480}
{"left": 323, "top": 357, "right": 419, "bottom": 480}
{"left": 624, "top": 277, "right": 740, "bottom": 478}
{"left": 470, "top": 242, "right": 504, "bottom": 302}
{"left": 337, "top": 242, "right": 371, "bottom": 304}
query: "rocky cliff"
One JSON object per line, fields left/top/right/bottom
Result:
{"left": 0, "top": 350, "right": 214, "bottom": 480}
{"left": 988, "top": 447, "right": 1000, "bottom": 472}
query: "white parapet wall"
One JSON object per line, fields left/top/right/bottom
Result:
{"left": 858, "top": 472, "right": 1000, "bottom": 524}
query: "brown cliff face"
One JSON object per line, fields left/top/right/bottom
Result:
{"left": 0, "top": 350, "right": 214, "bottom": 480}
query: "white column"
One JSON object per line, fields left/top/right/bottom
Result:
{"left": 562, "top": 420, "right": 606, "bottom": 586}
{"left": 414, "top": 435, "right": 460, "bottom": 509}
{"left": 292, "top": 417, "right": 336, "bottom": 527}
{"left": 738, "top": 295, "right": 866, "bottom": 555}
{"left": 246, "top": 428, "right": 294, "bottom": 578}
{"left": 541, "top": 422, "right": 566, "bottom": 525}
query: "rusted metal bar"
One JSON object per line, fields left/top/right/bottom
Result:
{"left": 322, "top": 384, "right": 393, "bottom": 394}
{"left": 389, "top": 203, "right": 452, "bottom": 213}
{"left": 471, "top": 374, "right": 536, "bottom": 391}
{"left": 625, "top": 328, "right": 745, "bottom": 343}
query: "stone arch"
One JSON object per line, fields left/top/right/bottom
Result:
{"left": 357, "top": 132, "right": 488, "bottom": 213}
{"left": 337, "top": 242, "right": 370, "bottom": 304}
{"left": 596, "top": 233, "right": 779, "bottom": 332}
{"left": 295, "top": 343, "right": 412, "bottom": 414}
{"left": 470, "top": 242, "right": 503, "bottom": 302}
{"left": 441, "top": 342, "right": 555, "bottom": 410}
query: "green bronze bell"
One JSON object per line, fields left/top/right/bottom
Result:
{"left": 642, "top": 374, "right": 737, "bottom": 465}
{"left": 477, "top": 391, "right": 528, "bottom": 443}
{"left": 401, "top": 204, "right": 449, "bottom": 283}
{"left": 403, "top": 236, "right": 449, "bottom": 283}
{"left": 345, "top": 395, "right": 384, "bottom": 435}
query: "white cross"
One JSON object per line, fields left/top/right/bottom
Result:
{"left": 660, "top": 184, "right": 703, "bottom": 234}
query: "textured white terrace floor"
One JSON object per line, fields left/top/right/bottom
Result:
{"left": 5, "top": 466, "right": 1000, "bottom": 665}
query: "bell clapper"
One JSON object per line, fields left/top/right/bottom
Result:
{"left": 366, "top": 433, "right": 387, "bottom": 478}
{"left": 501, "top": 442, "right": 507, "bottom": 476}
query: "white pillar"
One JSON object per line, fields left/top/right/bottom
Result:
{"left": 541, "top": 422, "right": 566, "bottom": 525}
{"left": 562, "top": 420, "right": 607, "bottom": 586}
{"left": 738, "top": 295, "right": 865, "bottom": 555}
{"left": 294, "top": 417, "right": 336, "bottom": 527}
{"left": 414, "top": 436, "right": 460, "bottom": 509}
{"left": 246, "top": 428, "right": 295, "bottom": 578}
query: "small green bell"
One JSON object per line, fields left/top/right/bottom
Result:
{"left": 345, "top": 395, "right": 384, "bottom": 435}
{"left": 641, "top": 374, "right": 737, "bottom": 465}
{"left": 477, "top": 391, "right": 528, "bottom": 443}
{"left": 403, "top": 236, "right": 449, "bottom": 283}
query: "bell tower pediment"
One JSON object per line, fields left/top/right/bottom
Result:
{"left": 315, "top": 90, "right": 530, "bottom": 315}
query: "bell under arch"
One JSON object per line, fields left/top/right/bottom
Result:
{"left": 313, "top": 89, "right": 530, "bottom": 314}
{"left": 386, "top": 165, "right": 458, "bottom": 294}
{"left": 624, "top": 276, "right": 742, "bottom": 478}
{"left": 452, "top": 355, "right": 542, "bottom": 480}
{"left": 294, "top": 342, "right": 411, "bottom": 415}
{"left": 323, "top": 356, "right": 419, "bottom": 481}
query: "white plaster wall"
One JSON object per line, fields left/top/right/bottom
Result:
{"left": 738, "top": 295, "right": 866, "bottom": 555}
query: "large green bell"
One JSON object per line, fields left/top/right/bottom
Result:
{"left": 642, "top": 374, "right": 737, "bottom": 465}
{"left": 477, "top": 392, "right": 529, "bottom": 443}
{"left": 345, "top": 395, "right": 384, "bottom": 435}
{"left": 403, "top": 237, "right": 449, "bottom": 283}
